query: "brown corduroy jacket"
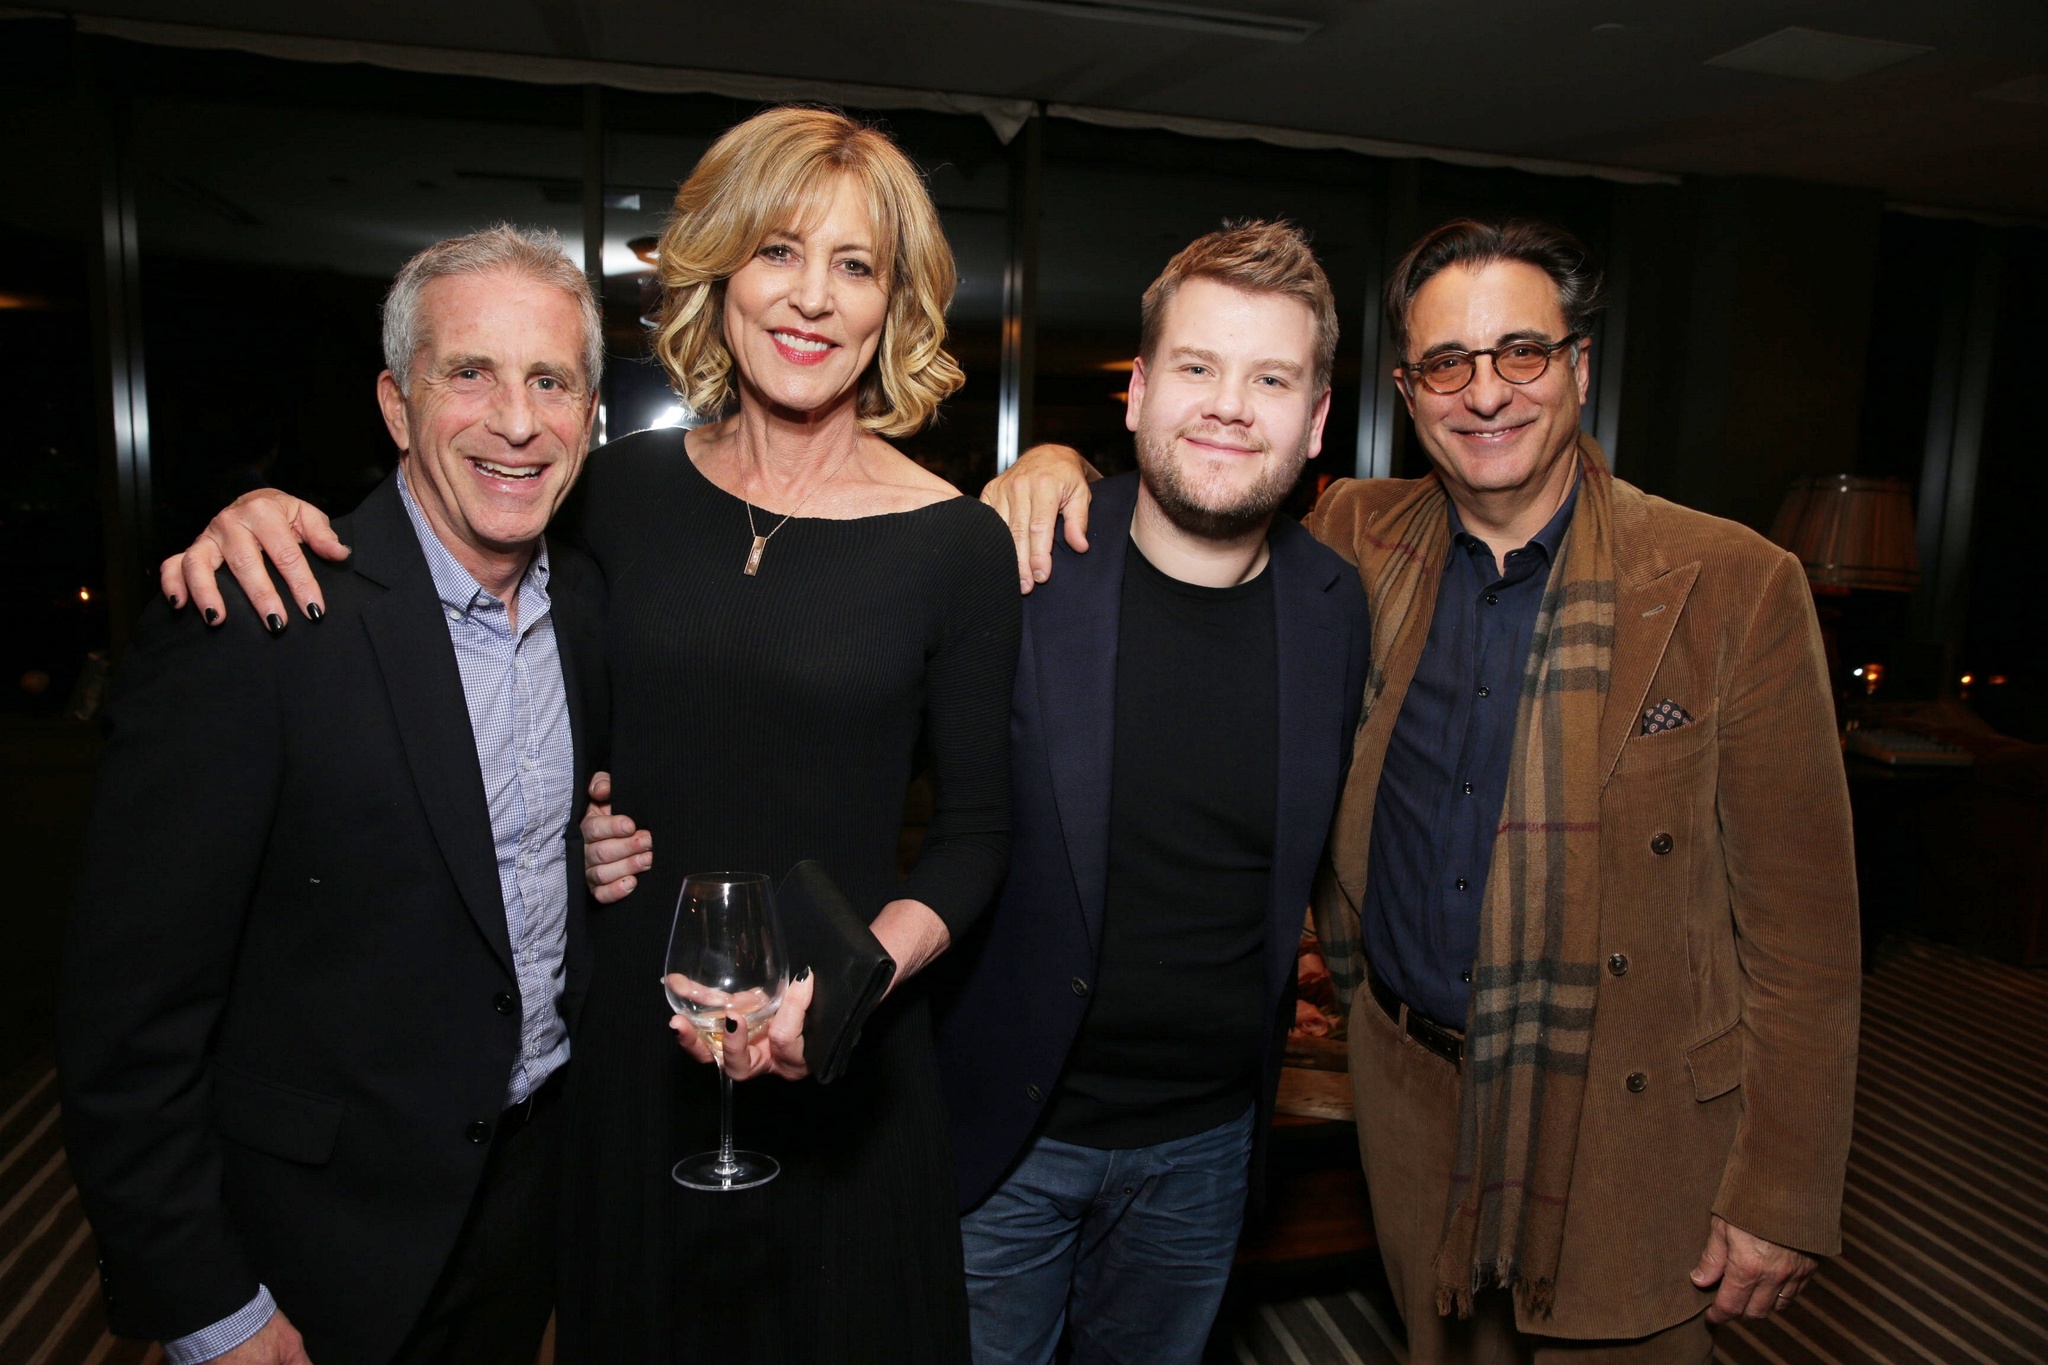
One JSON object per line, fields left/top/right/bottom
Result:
{"left": 1307, "top": 467, "right": 1861, "bottom": 1340}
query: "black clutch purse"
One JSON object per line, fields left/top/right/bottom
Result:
{"left": 777, "top": 860, "right": 895, "bottom": 1085}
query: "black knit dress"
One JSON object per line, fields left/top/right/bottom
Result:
{"left": 554, "top": 428, "right": 1019, "bottom": 1364}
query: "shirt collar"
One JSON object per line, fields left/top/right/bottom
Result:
{"left": 395, "top": 465, "right": 551, "bottom": 623}
{"left": 1448, "top": 467, "right": 1581, "bottom": 567}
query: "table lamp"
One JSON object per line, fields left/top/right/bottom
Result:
{"left": 1769, "top": 474, "right": 1919, "bottom": 593}
{"left": 1771, "top": 475, "right": 1921, "bottom": 704}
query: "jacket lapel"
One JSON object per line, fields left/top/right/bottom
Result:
{"left": 1031, "top": 475, "right": 1139, "bottom": 952}
{"left": 548, "top": 550, "right": 604, "bottom": 1026}
{"left": 346, "top": 477, "right": 517, "bottom": 978}
{"left": 1265, "top": 520, "right": 1345, "bottom": 1002}
{"left": 550, "top": 553, "right": 597, "bottom": 816}
{"left": 1600, "top": 482, "right": 1700, "bottom": 788}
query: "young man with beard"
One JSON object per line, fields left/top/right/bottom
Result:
{"left": 931, "top": 221, "right": 1370, "bottom": 1365}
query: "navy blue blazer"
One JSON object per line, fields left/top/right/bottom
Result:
{"left": 935, "top": 473, "right": 1370, "bottom": 1212}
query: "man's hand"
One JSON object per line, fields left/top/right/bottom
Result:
{"left": 159, "top": 489, "right": 348, "bottom": 629}
{"left": 581, "top": 771, "right": 650, "bottom": 904}
{"left": 978, "top": 444, "right": 1099, "bottom": 593}
{"left": 669, "top": 971, "right": 814, "bottom": 1081}
{"left": 210, "top": 1310, "right": 313, "bottom": 1365}
{"left": 1691, "top": 1214, "right": 1818, "bottom": 1323}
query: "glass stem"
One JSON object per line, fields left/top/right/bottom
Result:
{"left": 716, "top": 1066, "right": 737, "bottom": 1175}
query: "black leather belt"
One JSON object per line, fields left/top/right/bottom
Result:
{"left": 1367, "top": 965, "right": 1464, "bottom": 1070}
{"left": 499, "top": 1066, "right": 566, "bottom": 1141}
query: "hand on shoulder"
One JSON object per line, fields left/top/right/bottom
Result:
{"left": 978, "top": 443, "right": 1097, "bottom": 593}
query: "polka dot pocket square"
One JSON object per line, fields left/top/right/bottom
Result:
{"left": 1640, "top": 699, "right": 1696, "bottom": 735}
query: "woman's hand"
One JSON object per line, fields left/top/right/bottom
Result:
{"left": 668, "top": 972, "right": 815, "bottom": 1081}
{"left": 978, "top": 444, "right": 1100, "bottom": 593}
{"left": 869, "top": 898, "right": 951, "bottom": 994}
{"left": 664, "top": 895, "right": 943, "bottom": 1080}
{"left": 159, "top": 489, "right": 348, "bottom": 627}
{"left": 580, "top": 772, "right": 651, "bottom": 904}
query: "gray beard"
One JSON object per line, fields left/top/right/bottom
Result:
{"left": 1135, "top": 424, "right": 1306, "bottom": 541}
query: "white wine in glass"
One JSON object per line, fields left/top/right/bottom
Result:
{"left": 663, "top": 871, "right": 787, "bottom": 1190}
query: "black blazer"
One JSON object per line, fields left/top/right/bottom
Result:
{"left": 935, "top": 473, "right": 1369, "bottom": 1212}
{"left": 58, "top": 474, "right": 607, "bottom": 1364}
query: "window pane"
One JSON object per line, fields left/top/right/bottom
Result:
{"left": 123, "top": 44, "right": 587, "bottom": 549}
{"left": 0, "top": 21, "right": 102, "bottom": 714}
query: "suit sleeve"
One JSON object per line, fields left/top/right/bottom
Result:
{"left": 1710, "top": 549, "right": 1860, "bottom": 1255}
{"left": 895, "top": 505, "right": 1023, "bottom": 938}
{"left": 58, "top": 584, "right": 284, "bottom": 1341}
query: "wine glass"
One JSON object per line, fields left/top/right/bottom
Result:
{"left": 662, "top": 871, "right": 787, "bottom": 1190}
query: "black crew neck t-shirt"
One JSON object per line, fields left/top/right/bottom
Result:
{"left": 1043, "top": 537, "right": 1279, "bottom": 1150}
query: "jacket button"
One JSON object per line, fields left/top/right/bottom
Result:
{"left": 1650, "top": 833, "right": 1674, "bottom": 855}
{"left": 1625, "top": 1072, "right": 1648, "bottom": 1093}
{"left": 466, "top": 1120, "right": 493, "bottom": 1143}
{"left": 493, "top": 992, "right": 516, "bottom": 1015}
{"left": 1607, "top": 953, "right": 1630, "bottom": 977}
{"left": 1025, "top": 1084, "right": 1043, "bottom": 1102}
{"left": 1070, "top": 977, "right": 1089, "bottom": 997}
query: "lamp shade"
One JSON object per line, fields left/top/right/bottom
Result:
{"left": 1769, "top": 474, "right": 1919, "bottom": 592}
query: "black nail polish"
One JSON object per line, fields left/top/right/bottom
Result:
{"left": 265, "top": 613, "right": 285, "bottom": 635}
{"left": 724, "top": 1016, "right": 738, "bottom": 1034}
{"left": 306, "top": 602, "right": 323, "bottom": 622}
{"left": 169, "top": 595, "right": 184, "bottom": 611}
{"left": 203, "top": 607, "right": 219, "bottom": 625}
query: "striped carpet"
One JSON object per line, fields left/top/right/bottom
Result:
{"left": 1201, "top": 937, "right": 2048, "bottom": 1365}
{"left": 0, "top": 1061, "right": 159, "bottom": 1365}
{"left": 4, "top": 938, "right": 2044, "bottom": 1364}
{"left": 1709, "top": 938, "right": 2048, "bottom": 1365}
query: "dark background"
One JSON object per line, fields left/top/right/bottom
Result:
{"left": 4, "top": 6, "right": 2044, "bottom": 1070}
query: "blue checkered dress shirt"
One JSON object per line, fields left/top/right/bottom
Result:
{"left": 167, "top": 470, "right": 575, "bottom": 1362}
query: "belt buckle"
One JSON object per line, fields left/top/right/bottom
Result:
{"left": 1370, "top": 966, "right": 1463, "bottom": 1071}
{"left": 1408, "top": 1014, "right": 1464, "bottom": 1070}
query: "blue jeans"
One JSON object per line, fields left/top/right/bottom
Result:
{"left": 959, "top": 1107, "right": 1255, "bottom": 1365}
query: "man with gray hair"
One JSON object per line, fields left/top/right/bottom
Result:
{"left": 61, "top": 224, "right": 608, "bottom": 1365}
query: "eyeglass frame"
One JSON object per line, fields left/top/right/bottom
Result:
{"left": 1396, "top": 334, "right": 1584, "bottom": 396}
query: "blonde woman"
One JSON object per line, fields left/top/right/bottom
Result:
{"left": 554, "top": 104, "right": 1015, "bottom": 1365}
{"left": 160, "top": 106, "right": 1019, "bottom": 1363}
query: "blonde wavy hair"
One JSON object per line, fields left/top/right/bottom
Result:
{"left": 650, "top": 106, "right": 963, "bottom": 437}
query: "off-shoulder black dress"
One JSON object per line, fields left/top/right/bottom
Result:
{"left": 555, "top": 428, "right": 1020, "bottom": 1364}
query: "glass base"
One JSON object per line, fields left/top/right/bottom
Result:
{"left": 672, "top": 1150, "right": 779, "bottom": 1191}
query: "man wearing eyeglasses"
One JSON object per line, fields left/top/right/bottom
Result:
{"left": 982, "top": 219, "right": 1859, "bottom": 1364}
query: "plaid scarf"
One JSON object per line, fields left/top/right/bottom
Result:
{"left": 1334, "top": 436, "right": 1616, "bottom": 1317}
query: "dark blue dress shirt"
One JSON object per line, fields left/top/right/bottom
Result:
{"left": 1361, "top": 479, "right": 1580, "bottom": 1029}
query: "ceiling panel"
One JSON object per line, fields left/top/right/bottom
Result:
{"left": 47, "top": 0, "right": 2048, "bottom": 215}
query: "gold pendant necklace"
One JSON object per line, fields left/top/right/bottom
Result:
{"left": 740, "top": 455, "right": 847, "bottom": 576}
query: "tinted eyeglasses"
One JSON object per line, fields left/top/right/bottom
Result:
{"left": 1402, "top": 335, "right": 1581, "bottom": 396}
